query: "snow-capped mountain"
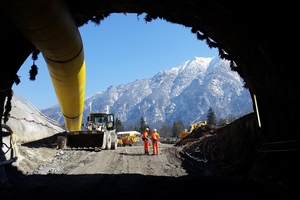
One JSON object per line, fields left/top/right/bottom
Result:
{"left": 42, "top": 56, "right": 253, "bottom": 129}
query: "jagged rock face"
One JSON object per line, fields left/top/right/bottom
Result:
{"left": 183, "top": 112, "right": 299, "bottom": 193}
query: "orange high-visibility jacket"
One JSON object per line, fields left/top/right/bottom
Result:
{"left": 142, "top": 130, "right": 149, "bottom": 140}
{"left": 150, "top": 131, "right": 160, "bottom": 141}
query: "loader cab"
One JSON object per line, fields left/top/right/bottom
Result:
{"left": 86, "top": 112, "right": 115, "bottom": 131}
{"left": 95, "top": 115, "right": 107, "bottom": 126}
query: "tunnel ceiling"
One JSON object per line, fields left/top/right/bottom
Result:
{"left": 65, "top": 0, "right": 290, "bottom": 93}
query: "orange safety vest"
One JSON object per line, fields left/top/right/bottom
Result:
{"left": 142, "top": 130, "right": 148, "bottom": 140}
{"left": 150, "top": 131, "right": 160, "bottom": 141}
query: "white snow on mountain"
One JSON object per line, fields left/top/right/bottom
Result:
{"left": 41, "top": 56, "right": 254, "bottom": 130}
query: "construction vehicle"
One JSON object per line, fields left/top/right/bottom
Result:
{"left": 179, "top": 120, "right": 207, "bottom": 140}
{"left": 117, "top": 131, "right": 141, "bottom": 147}
{"left": 58, "top": 112, "right": 118, "bottom": 151}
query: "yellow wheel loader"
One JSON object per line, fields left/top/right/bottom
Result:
{"left": 59, "top": 112, "right": 118, "bottom": 151}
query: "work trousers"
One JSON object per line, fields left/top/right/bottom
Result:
{"left": 143, "top": 139, "right": 149, "bottom": 154}
{"left": 152, "top": 140, "right": 159, "bottom": 155}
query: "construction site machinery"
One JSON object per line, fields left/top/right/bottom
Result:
{"left": 117, "top": 131, "right": 141, "bottom": 147}
{"left": 59, "top": 112, "right": 118, "bottom": 150}
{"left": 179, "top": 120, "right": 207, "bottom": 140}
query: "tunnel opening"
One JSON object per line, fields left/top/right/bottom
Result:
{"left": 1, "top": 1, "right": 299, "bottom": 199}
{"left": 13, "top": 13, "right": 253, "bottom": 134}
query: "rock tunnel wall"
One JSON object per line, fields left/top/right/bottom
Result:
{"left": 183, "top": 112, "right": 299, "bottom": 195}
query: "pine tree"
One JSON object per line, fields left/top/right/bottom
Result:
{"left": 139, "top": 116, "right": 149, "bottom": 132}
{"left": 172, "top": 121, "right": 185, "bottom": 137}
{"left": 207, "top": 107, "right": 217, "bottom": 126}
{"left": 116, "top": 118, "right": 124, "bottom": 132}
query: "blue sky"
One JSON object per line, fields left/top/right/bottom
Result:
{"left": 13, "top": 13, "right": 218, "bottom": 110}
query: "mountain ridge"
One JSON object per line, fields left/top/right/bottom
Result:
{"left": 42, "top": 56, "right": 253, "bottom": 132}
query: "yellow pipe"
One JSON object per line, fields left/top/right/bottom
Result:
{"left": 0, "top": 0, "right": 85, "bottom": 131}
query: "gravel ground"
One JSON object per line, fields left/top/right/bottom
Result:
{"left": 1, "top": 140, "right": 280, "bottom": 200}
{"left": 1, "top": 95, "right": 296, "bottom": 199}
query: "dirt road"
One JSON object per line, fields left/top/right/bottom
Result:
{"left": 1, "top": 142, "right": 279, "bottom": 200}
{"left": 16, "top": 143, "right": 187, "bottom": 176}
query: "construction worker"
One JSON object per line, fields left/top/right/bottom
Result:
{"left": 150, "top": 129, "right": 160, "bottom": 155}
{"left": 141, "top": 128, "right": 150, "bottom": 154}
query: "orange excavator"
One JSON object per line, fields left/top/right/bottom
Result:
{"left": 179, "top": 120, "right": 207, "bottom": 140}
{"left": 176, "top": 120, "right": 208, "bottom": 146}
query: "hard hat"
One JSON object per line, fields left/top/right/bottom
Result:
{"left": 146, "top": 128, "right": 149, "bottom": 131}
{"left": 154, "top": 129, "right": 157, "bottom": 132}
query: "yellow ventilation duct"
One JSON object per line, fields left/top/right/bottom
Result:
{"left": 0, "top": 0, "right": 85, "bottom": 131}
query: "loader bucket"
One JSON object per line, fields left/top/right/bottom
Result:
{"left": 66, "top": 131, "right": 104, "bottom": 149}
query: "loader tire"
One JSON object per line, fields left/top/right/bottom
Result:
{"left": 111, "top": 137, "right": 118, "bottom": 150}
{"left": 106, "top": 133, "right": 112, "bottom": 150}
{"left": 101, "top": 132, "right": 107, "bottom": 150}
